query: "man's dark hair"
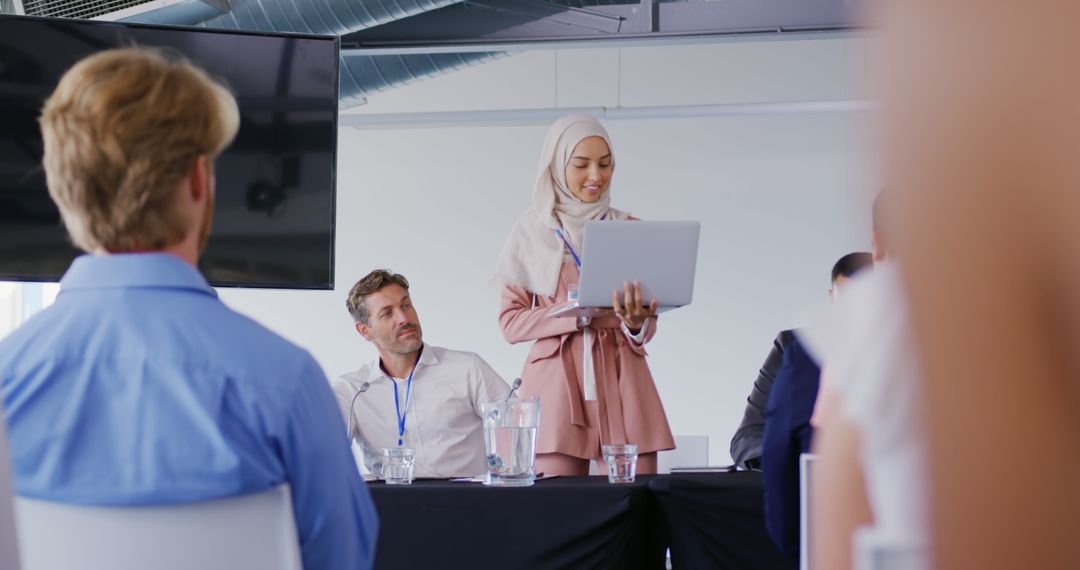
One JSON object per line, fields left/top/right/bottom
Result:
{"left": 831, "top": 252, "right": 873, "bottom": 284}
{"left": 346, "top": 269, "right": 410, "bottom": 324}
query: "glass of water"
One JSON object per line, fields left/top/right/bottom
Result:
{"left": 481, "top": 397, "right": 540, "bottom": 486}
{"left": 603, "top": 444, "right": 639, "bottom": 484}
{"left": 382, "top": 447, "right": 415, "bottom": 485}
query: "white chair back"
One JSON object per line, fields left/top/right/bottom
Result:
{"left": 853, "top": 527, "right": 929, "bottom": 570}
{"left": 799, "top": 452, "right": 819, "bottom": 570}
{"left": 0, "top": 399, "right": 21, "bottom": 570}
{"left": 657, "top": 435, "right": 710, "bottom": 473}
{"left": 15, "top": 485, "right": 301, "bottom": 570}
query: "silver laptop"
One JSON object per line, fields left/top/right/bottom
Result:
{"left": 552, "top": 220, "right": 700, "bottom": 318}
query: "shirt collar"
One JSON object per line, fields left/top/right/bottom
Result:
{"left": 370, "top": 344, "right": 440, "bottom": 382}
{"left": 59, "top": 253, "right": 217, "bottom": 298}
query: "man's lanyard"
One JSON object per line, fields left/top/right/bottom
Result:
{"left": 391, "top": 353, "right": 421, "bottom": 446}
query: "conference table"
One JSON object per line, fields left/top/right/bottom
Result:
{"left": 367, "top": 471, "right": 794, "bottom": 570}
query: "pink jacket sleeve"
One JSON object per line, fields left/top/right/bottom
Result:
{"left": 499, "top": 283, "right": 580, "bottom": 345}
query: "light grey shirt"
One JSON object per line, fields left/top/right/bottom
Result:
{"left": 333, "top": 344, "right": 510, "bottom": 479}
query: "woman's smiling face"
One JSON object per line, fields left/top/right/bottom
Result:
{"left": 564, "top": 136, "right": 613, "bottom": 203}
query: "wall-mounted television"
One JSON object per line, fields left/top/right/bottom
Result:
{"left": 0, "top": 15, "right": 339, "bottom": 289}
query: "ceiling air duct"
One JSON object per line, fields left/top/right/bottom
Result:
{"left": 194, "top": 0, "right": 505, "bottom": 108}
{"left": 8, "top": 0, "right": 228, "bottom": 22}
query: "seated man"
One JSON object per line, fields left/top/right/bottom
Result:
{"left": 730, "top": 252, "right": 873, "bottom": 469}
{"left": 335, "top": 270, "right": 511, "bottom": 478}
{"left": 0, "top": 48, "right": 377, "bottom": 570}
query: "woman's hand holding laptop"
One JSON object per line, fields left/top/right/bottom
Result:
{"left": 612, "top": 280, "right": 658, "bottom": 335}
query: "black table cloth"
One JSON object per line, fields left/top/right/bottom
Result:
{"left": 368, "top": 476, "right": 666, "bottom": 570}
{"left": 368, "top": 472, "right": 793, "bottom": 570}
{"left": 648, "top": 472, "right": 795, "bottom": 570}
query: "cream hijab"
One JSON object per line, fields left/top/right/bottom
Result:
{"left": 493, "top": 115, "right": 629, "bottom": 297}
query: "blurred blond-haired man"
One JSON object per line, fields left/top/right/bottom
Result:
{"left": 1, "top": 47, "right": 378, "bottom": 570}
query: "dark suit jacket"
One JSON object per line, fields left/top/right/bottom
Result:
{"left": 730, "top": 330, "right": 797, "bottom": 469}
{"left": 761, "top": 336, "right": 822, "bottom": 558}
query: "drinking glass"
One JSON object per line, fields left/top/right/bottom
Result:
{"left": 481, "top": 397, "right": 540, "bottom": 486}
{"left": 382, "top": 447, "right": 415, "bottom": 485}
{"left": 603, "top": 444, "right": 639, "bottom": 484}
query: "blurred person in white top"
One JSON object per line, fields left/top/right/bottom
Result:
{"left": 884, "top": 3, "right": 1080, "bottom": 568}
{"left": 334, "top": 270, "right": 510, "bottom": 479}
{"left": 802, "top": 188, "right": 928, "bottom": 570}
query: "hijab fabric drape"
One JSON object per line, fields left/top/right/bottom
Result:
{"left": 493, "top": 115, "right": 627, "bottom": 297}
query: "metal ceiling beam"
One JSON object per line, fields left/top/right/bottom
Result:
{"left": 338, "top": 99, "right": 877, "bottom": 129}
{"left": 341, "top": 0, "right": 861, "bottom": 49}
{"left": 344, "top": 30, "right": 859, "bottom": 56}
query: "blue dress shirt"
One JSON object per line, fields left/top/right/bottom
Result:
{"left": 0, "top": 254, "right": 379, "bottom": 570}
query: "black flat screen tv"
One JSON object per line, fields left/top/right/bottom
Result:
{"left": 0, "top": 15, "right": 339, "bottom": 289}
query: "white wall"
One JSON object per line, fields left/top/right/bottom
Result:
{"left": 0, "top": 283, "right": 56, "bottom": 342}
{"left": 218, "top": 37, "right": 879, "bottom": 464}
{"left": 0, "top": 284, "right": 23, "bottom": 341}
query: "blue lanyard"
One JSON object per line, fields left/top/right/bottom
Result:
{"left": 554, "top": 229, "right": 582, "bottom": 269}
{"left": 392, "top": 362, "right": 418, "bottom": 446}
{"left": 553, "top": 214, "right": 607, "bottom": 270}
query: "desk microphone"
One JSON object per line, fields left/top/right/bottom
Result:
{"left": 345, "top": 381, "right": 371, "bottom": 440}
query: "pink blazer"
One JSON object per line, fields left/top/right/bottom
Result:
{"left": 499, "top": 261, "right": 675, "bottom": 459}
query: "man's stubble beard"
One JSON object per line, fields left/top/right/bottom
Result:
{"left": 381, "top": 325, "right": 423, "bottom": 355}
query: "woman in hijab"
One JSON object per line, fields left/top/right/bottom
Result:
{"left": 494, "top": 115, "right": 675, "bottom": 476}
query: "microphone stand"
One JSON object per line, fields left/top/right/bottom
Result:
{"left": 345, "top": 381, "right": 371, "bottom": 440}
{"left": 345, "top": 381, "right": 381, "bottom": 479}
